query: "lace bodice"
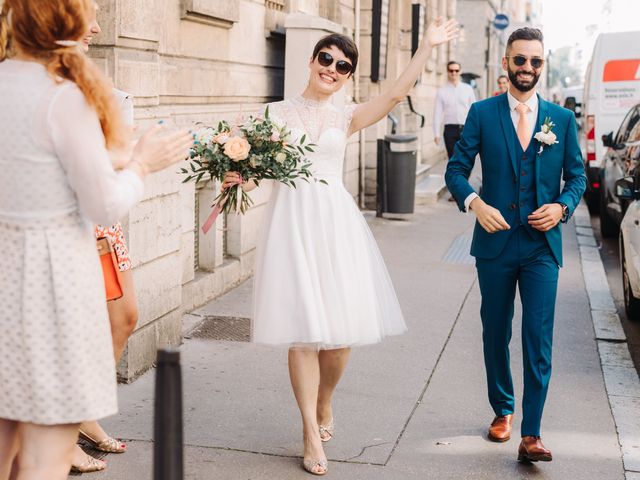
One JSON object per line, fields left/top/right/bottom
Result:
{"left": 268, "top": 95, "right": 357, "bottom": 179}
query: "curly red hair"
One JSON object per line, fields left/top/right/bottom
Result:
{"left": 0, "top": 0, "right": 125, "bottom": 149}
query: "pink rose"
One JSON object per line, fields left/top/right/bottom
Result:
{"left": 270, "top": 130, "right": 281, "bottom": 142}
{"left": 213, "top": 132, "right": 230, "bottom": 145}
{"left": 224, "top": 136, "right": 251, "bottom": 162}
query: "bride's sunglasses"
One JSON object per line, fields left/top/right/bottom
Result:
{"left": 507, "top": 55, "right": 544, "bottom": 69}
{"left": 317, "top": 51, "right": 354, "bottom": 76}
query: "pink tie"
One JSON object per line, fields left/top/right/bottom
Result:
{"left": 516, "top": 103, "right": 531, "bottom": 150}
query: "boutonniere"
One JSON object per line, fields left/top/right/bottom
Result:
{"left": 534, "top": 117, "right": 559, "bottom": 154}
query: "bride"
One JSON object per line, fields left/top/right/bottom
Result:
{"left": 224, "top": 17, "right": 458, "bottom": 476}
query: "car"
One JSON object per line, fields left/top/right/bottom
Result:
{"left": 582, "top": 31, "right": 640, "bottom": 212}
{"left": 600, "top": 103, "right": 640, "bottom": 237}
{"left": 615, "top": 174, "right": 640, "bottom": 319}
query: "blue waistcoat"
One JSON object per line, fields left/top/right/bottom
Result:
{"left": 514, "top": 130, "right": 544, "bottom": 241}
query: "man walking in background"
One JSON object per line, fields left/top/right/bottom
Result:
{"left": 433, "top": 60, "right": 476, "bottom": 159}
{"left": 494, "top": 74, "right": 509, "bottom": 96}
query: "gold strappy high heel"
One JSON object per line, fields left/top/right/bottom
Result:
{"left": 79, "top": 429, "right": 127, "bottom": 453}
{"left": 319, "top": 419, "right": 334, "bottom": 442}
{"left": 302, "top": 458, "right": 328, "bottom": 476}
{"left": 70, "top": 454, "right": 106, "bottom": 473}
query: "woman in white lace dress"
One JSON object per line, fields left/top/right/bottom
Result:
{"left": 225, "top": 17, "right": 458, "bottom": 476}
{"left": 0, "top": 1, "right": 192, "bottom": 478}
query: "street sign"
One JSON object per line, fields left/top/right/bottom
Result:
{"left": 493, "top": 14, "right": 509, "bottom": 30}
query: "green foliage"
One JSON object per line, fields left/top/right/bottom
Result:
{"left": 182, "top": 107, "right": 318, "bottom": 214}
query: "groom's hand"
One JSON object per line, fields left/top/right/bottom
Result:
{"left": 470, "top": 198, "right": 511, "bottom": 233}
{"left": 528, "top": 204, "right": 563, "bottom": 232}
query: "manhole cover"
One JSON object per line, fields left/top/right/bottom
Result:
{"left": 186, "top": 316, "right": 251, "bottom": 342}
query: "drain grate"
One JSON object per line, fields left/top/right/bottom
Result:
{"left": 442, "top": 233, "right": 475, "bottom": 265}
{"left": 186, "top": 316, "right": 251, "bottom": 342}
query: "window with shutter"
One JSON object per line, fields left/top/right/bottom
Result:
{"left": 371, "top": 0, "right": 390, "bottom": 83}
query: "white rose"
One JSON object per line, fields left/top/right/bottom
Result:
{"left": 534, "top": 131, "right": 558, "bottom": 146}
{"left": 195, "top": 128, "right": 215, "bottom": 145}
{"left": 249, "top": 155, "right": 262, "bottom": 168}
{"left": 275, "top": 152, "right": 287, "bottom": 164}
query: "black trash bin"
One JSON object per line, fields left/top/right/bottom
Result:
{"left": 377, "top": 134, "right": 418, "bottom": 216}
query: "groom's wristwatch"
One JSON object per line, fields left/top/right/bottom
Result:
{"left": 556, "top": 202, "right": 569, "bottom": 223}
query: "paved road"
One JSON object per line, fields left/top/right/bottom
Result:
{"left": 589, "top": 213, "right": 640, "bottom": 377}
{"left": 75, "top": 200, "right": 625, "bottom": 480}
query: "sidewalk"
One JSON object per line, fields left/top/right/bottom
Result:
{"left": 88, "top": 199, "right": 626, "bottom": 479}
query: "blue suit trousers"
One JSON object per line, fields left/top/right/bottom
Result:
{"left": 475, "top": 227, "right": 559, "bottom": 437}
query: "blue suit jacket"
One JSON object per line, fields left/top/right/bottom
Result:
{"left": 444, "top": 93, "right": 586, "bottom": 267}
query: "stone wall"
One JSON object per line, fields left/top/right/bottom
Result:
{"left": 455, "top": 0, "right": 535, "bottom": 100}
{"left": 92, "top": 0, "right": 458, "bottom": 380}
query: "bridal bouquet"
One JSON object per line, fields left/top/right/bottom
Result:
{"left": 182, "top": 107, "right": 317, "bottom": 232}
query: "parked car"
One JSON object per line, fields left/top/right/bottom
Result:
{"left": 615, "top": 175, "right": 640, "bottom": 319}
{"left": 600, "top": 103, "right": 640, "bottom": 237}
{"left": 582, "top": 31, "right": 640, "bottom": 212}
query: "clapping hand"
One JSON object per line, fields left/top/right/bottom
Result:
{"left": 131, "top": 125, "right": 193, "bottom": 175}
{"left": 424, "top": 17, "right": 460, "bottom": 48}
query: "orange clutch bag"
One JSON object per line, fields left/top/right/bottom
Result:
{"left": 96, "top": 237, "right": 123, "bottom": 301}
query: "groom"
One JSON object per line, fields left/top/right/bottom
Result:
{"left": 445, "top": 27, "right": 585, "bottom": 462}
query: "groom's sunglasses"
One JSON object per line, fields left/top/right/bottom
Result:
{"left": 508, "top": 55, "right": 544, "bottom": 69}
{"left": 317, "top": 51, "right": 354, "bottom": 76}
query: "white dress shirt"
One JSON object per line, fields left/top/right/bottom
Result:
{"left": 463, "top": 90, "right": 539, "bottom": 211}
{"left": 433, "top": 81, "right": 476, "bottom": 138}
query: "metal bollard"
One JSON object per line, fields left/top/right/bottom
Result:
{"left": 153, "top": 348, "right": 184, "bottom": 480}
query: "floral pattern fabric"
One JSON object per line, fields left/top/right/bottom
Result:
{"left": 95, "top": 222, "right": 132, "bottom": 272}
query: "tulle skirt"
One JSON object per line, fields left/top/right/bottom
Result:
{"left": 252, "top": 177, "right": 407, "bottom": 349}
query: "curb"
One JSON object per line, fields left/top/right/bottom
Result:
{"left": 574, "top": 201, "right": 640, "bottom": 478}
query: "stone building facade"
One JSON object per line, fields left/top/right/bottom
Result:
{"left": 92, "top": 0, "right": 459, "bottom": 381}
{"left": 455, "top": 0, "right": 542, "bottom": 99}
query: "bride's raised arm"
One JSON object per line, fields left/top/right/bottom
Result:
{"left": 347, "top": 17, "right": 459, "bottom": 137}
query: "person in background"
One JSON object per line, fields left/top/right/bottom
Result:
{"left": 494, "top": 74, "right": 509, "bottom": 96}
{"left": 433, "top": 60, "right": 476, "bottom": 159}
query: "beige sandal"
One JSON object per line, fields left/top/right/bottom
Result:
{"left": 319, "top": 420, "right": 334, "bottom": 442}
{"left": 70, "top": 454, "right": 106, "bottom": 473}
{"left": 302, "top": 458, "right": 328, "bottom": 476}
{"left": 79, "top": 429, "right": 127, "bottom": 453}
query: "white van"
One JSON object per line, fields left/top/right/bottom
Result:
{"left": 582, "top": 31, "right": 640, "bottom": 210}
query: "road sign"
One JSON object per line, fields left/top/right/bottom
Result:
{"left": 493, "top": 14, "right": 509, "bottom": 30}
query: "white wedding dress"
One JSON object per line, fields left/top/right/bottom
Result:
{"left": 252, "top": 95, "right": 406, "bottom": 348}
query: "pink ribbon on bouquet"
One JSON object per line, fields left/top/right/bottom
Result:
{"left": 201, "top": 174, "right": 244, "bottom": 235}
{"left": 201, "top": 203, "right": 223, "bottom": 234}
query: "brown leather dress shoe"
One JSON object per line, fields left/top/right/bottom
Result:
{"left": 488, "top": 414, "right": 513, "bottom": 442}
{"left": 517, "top": 436, "right": 553, "bottom": 462}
